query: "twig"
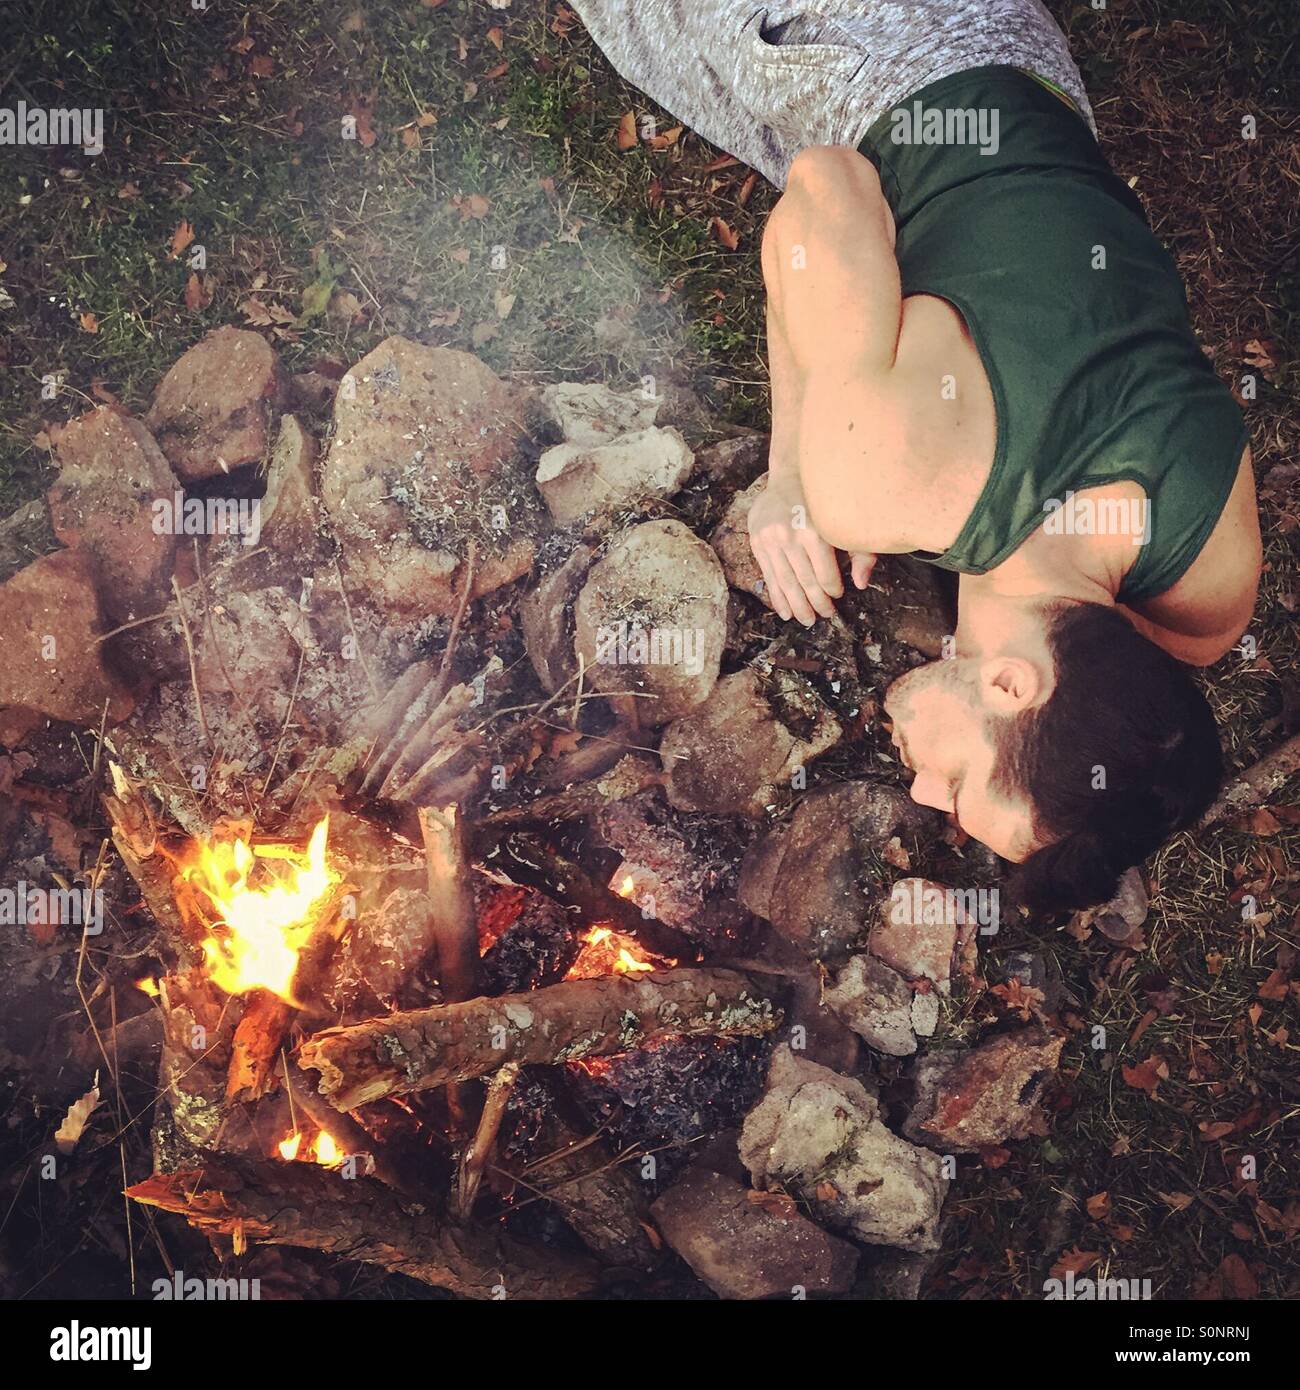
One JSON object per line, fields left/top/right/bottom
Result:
{"left": 1198, "top": 730, "right": 1300, "bottom": 831}
{"left": 170, "top": 577, "right": 210, "bottom": 748}
{"left": 454, "top": 1061, "right": 519, "bottom": 1219}
{"left": 332, "top": 554, "right": 380, "bottom": 700}
{"left": 427, "top": 540, "right": 477, "bottom": 714}
{"left": 260, "top": 641, "right": 307, "bottom": 807}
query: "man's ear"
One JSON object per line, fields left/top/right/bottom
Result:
{"left": 978, "top": 656, "right": 1042, "bottom": 714}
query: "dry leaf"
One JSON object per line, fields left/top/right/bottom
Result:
{"left": 738, "top": 170, "right": 758, "bottom": 206}
{"left": 240, "top": 296, "right": 295, "bottom": 326}
{"left": 711, "top": 216, "right": 740, "bottom": 251}
{"left": 116, "top": 182, "right": 140, "bottom": 199}
{"left": 615, "top": 111, "right": 638, "bottom": 151}
{"left": 1258, "top": 967, "right": 1290, "bottom": 1001}
{"left": 881, "top": 835, "right": 910, "bottom": 870}
{"left": 78, "top": 311, "right": 99, "bottom": 334}
{"left": 55, "top": 1076, "right": 101, "bottom": 1154}
{"left": 457, "top": 192, "right": 490, "bottom": 221}
{"left": 449, "top": 246, "right": 471, "bottom": 264}
{"left": 649, "top": 124, "right": 682, "bottom": 150}
{"left": 486, "top": 26, "right": 504, "bottom": 50}
{"left": 1198, "top": 1120, "right": 1235, "bottom": 1141}
{"left": 747, "top": 1188, "right": 798, "bottom": 1218}
{"left": 428, "top": 305, "right": 462, "bottom": 327}
{"left": 483, "top": 62, "right": 508, "bottom": 79}
{"left": 1156, "top": 1190, "right": 1196, "bottom": 1212}
{"left": 1086, "top": 1191, "right": 1112, "bottom": 1220}
{"left": 815, "top": 1180, "right": 840, "bottom": 1201}
{"left": 400, "top": 125, "right": 422, "bottom": 150}
{"left": 1049, "top": 1247, "right": 1100, "bottom": 1279}
{"left": 184, "top": 272, "right": 212, "bottom": 311}
{"left": 169, "top": 219, "right": 195, "bottom": 259}
{"left": 494, "top": 287, "right": 516, "bottom": 319}
{"left": 1121, "top": 1056, "right": 1167, "bottom": 1094}
{"left": 249, "top": 54, "right": 275, "bottom": 78}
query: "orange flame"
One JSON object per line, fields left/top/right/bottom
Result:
{"left": 276, "top": 1128, "right": 342, "bottom": 1166}
{"left": 566, "top": 925, "right": 674, "bottom": 980}
{"left": 180, "top": 818, "right": 339, "bottom": 1005}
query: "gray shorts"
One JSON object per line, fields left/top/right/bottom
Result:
{"left": 569, "top": 1, "right": 1095, "bottom": 186}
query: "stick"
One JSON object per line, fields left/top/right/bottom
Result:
{"left": 298, "top": 966, "right": 782, "bottom": 1110}
{"left": 125, "top": 1157, "right": 600, "bottom": 1300}
{"left": 454, "top": 1060, "right": 519, "bottom": 1219}
{"left": 170, "top": 577, "right": 210, "bottom": 749}
{"left": 418, "top": 805, "right": 479, "bottom": 1005}
{"left": 1198, "top": 731, "right": 1300, "bottom": 830}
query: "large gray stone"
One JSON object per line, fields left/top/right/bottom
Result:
{"left": 536, "top": 427, "right": 694, "bottom": 524}
{"left": 741, "top": 1046, "right": 946, "bottom": 1253}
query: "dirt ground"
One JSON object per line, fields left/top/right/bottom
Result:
{"left": 0, "top": 0, "right": 1296, "bottom": 1300}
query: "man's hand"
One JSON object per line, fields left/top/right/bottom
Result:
{"left": 747, "top": 473, "right": 875, "bottom": 625}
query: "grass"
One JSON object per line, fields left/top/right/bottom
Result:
{"left": 0, "top": 0, "right": 1295, "bottom": 1300}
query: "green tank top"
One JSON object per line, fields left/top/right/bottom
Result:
{"left": 857, "top": 66, "right": 1249, "bottom": 604}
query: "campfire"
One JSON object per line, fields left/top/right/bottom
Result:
{"left": 10, "top": 327, "right": 1088, "bottom": 1302}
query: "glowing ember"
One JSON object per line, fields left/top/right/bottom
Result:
{"left": 277, "top": 1132, "right": 302, "bottom": 1161}
{"left": 312, "top": 1131, "right": 340, "bottom": 1164}
{"left": 566, "top": 925, "right": 674, "bottom": 980}
{"left": 135, "top": 976, "right": 159, "bottom": 997}
{"left": 180, "top": 817, "right": 339, "bottom": 1006}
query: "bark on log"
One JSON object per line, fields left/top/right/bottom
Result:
{"left": 1199, "top": 731, "right": 1300, "bottom": 830}
{"left": 226, "top": 991, "right": 295, "bottom": 1103}
{"left": 299, "top": 967, "right": 782, "bottom": 1111}
{"left": 126, "top": 1156, "right": 600, "bottom": 1300}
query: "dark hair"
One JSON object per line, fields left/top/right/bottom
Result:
{"left": 993, "top": 601, "right": 1222, "bottom": 914}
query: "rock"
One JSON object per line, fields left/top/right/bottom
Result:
{"left": 519, "top": 545, "right": 593, "bottom": 693}
{"left": 320, "top": 337, "right": 539, "bottom": 619}
{"left": 738, "top": 783, "right": 935, "bottom": 959}
{"left": 823, "top": 953, "right": 917, "bottom": 1057}
{"left": 145, "top": 326, "right": 287, "bottom": 483}
{"left": 910, "top": 989, "right": 941, "bottom": 1038}
{"left": 0, "top": 548, "right": 134, "bottom": 724}
{"left": 904, "top": 1026, "right": 1064, "bottom": 1152}
{"left": 709, "top": 475, "right": 767, "bottom": 603}
{"left": 869, "top": 878, "right": 962, "bottom": 989}
{"left": 740, "top": 1046, "right": 946, "bottom": 1253}
{"left": 323, "top": 887, "right": 433, "bottom": 1014}
{"left": 540, "top": 381, "right": 659, "bottom": 445}
{"left": 535, "top": 427, "right": 694, "bottom": 524}
{"left": 573, "top": 519, "right": 727, "bottom": 725}
{"left": 879, "top": 556, "right": 955, "bottom": 659}
{"left": 696, "top": 435, "right": 769, "bottom": 490}
{"left": 650, "top": 1165, "right": 858, "bottom": 1299}
{"left": 259, "top": 415, "right": 324, "bottom": 560}
{"left": 867, "top": 1248, "right": 941, "bottom": 1300}
{"left": 0, "top": 498, "right": 60, "bottom": 585}
{"left": 194, "top": 585, "right": 315, "bottom": 723}
{"left": 48, "top": 407, "right": 177, "bottom": 625}
{"left": 596, "top": 790, "right": 743, "bottom": 946}
{"left": 659, "top": 666, "right": 841, "bottom": 817}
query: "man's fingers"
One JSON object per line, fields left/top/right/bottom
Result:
{"left": 799, "top": 529, "right": 844, "bottom": 597}
{"left": 753, "top": 548, "right": 793, "bottom": 621}
{"left": 771, "top": 550, "right": 818, "bottom": 626}
{"left": 783, "top": 545, "right": 836, "bottom": 621}
{"left": 850, "top": 552, "right": 877, "bottom": 589}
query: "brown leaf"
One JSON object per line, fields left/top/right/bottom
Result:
{"left": 184, "top": 272, "right": 212, "bottom": 311}
{"left": 458, "top": 192, "right": 491, "bottom": 221}
{"left": 428, "top": 305, "right": 462, "bottom": 327}
{"left": 1219, "top": 1253, "right": 1259, "bottom": 1299}
{"left": 711, "top": 216, "right": 740, "bottom": 251}
{"left": 880, "top": 834, "right": 910, "bottom": 871}
{"left": 738, "top": 170, "right": 758, "bottom": 207}
{"left": 78, "top": 311, "right": 99, "bottom": 334}
{"left": 169, "top": 219, "right": 195, "bottom": 259}
{"left": 116, "top": 181, "right": 140, "bottom": 199}
{"left": 1086, "top": 1191, "right": 1112, "bottom": 1220}
{"left": 746, "top": 1188, "right": 798, "bottom": 1218}
{"left": 240, "top": 296, "right": 295, "bottom": 326}
{"left": 55, "top": 1078, "right": 101, "bottom": 1154}
{"left": 400, "top": 125, "right": 422, "bottom": 150}
{"left": 486, "top": 26, "right": 504, "bottom": 50}
{"left": 615, "top": 111, "right": 638, "bottom": 151}
{"left": 815, "top": 1180, "right": 840, "bottom": 1202}
{"left": 448, "top": 246, "right": 471, "bottom": 264}
{"left": 1049, "top": 1247, "right": 1100, "bottom": 1279}
{"left": 483, "top": 61, "right": 509, "bottom": 79}
{"left": 1155, "top": 1190, "right": 1195, "bottom": 1212}
{"left": 649, "top": 124, "right": 682, "bottom": 151}
{"left": 1258, "top": 967, "right": 1291, "bottom": 1001}
{"left": 249, "top": 54, "right": 275, "bottom": 78}
{"left": 1121, "top": 1056, "right": 1167, "bottom": 1094}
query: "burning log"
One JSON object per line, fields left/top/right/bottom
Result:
{"left": 479, "top": 753, "right": 663, "bottom": 835}
{"left": 299, "top": 966, "right": 783, "bottom": 1111}
{"left": 226, "top": 992, "right": 295, "bottom": 1103}
{"left": 125, "top": 1156, "right": 601, "bottom": 1300}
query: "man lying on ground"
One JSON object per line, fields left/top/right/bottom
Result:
{"left": 570, "top": 0, "right": 1262, "bottom": 911}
